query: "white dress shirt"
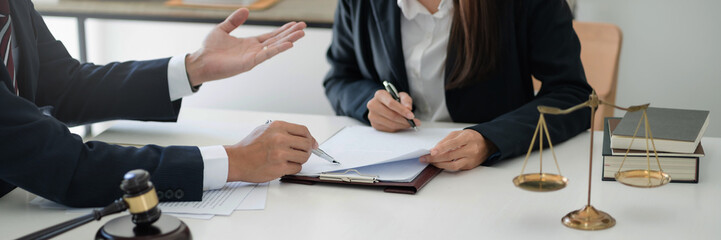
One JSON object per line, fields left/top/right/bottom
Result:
{"left": 398, "top": 0, "right": 453, "bottom": 122}
{"left": 167, "top": 55, "right": 228, "bottom": 190}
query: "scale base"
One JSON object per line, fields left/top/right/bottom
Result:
{"left": 562, "top": 205, "right": 615, "bottom": 230}
{"left": 96, "top": 215, "right": 191, "bottom": 240}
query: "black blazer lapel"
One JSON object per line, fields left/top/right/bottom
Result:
{"left": 9, "top": 0, "right": 38, "bottom": 100}
{"left": 369, "top": 1, "right": 409, "bottom": 92}
{"left": 0, "top": 62, "right": 11, "bottom": 93}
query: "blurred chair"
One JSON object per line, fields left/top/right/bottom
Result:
{"left": 533, "top": 21, "right": 623, "bottom": 130}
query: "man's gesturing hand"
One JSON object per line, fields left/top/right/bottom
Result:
{"left": 186, "top": 8, "right": 307, "bottom": 86}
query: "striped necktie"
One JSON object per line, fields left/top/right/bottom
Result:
{"left": 0, "top": 0, "right": 15, "bottom": 95}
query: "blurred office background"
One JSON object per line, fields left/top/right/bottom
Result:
{"left": 40, "top": 0, "right": 721, "bottom": 136}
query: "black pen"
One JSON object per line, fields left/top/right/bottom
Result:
{"left": 382, "top": 81, "right": 418, "bottom": 131}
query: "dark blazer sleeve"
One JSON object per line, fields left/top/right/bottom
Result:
{"left": 27, "top": 4, "right": 181, "bottom": 126}
{"left": 0, "top": 86, "right": 204, "bottom": 207}
{"left": 468, "top": 0, "right": 592, "bottom": 162}
{"left": 323, "top": 0, "right": 382, "bottom": 123}
{"left": 0, "top": 1, "right": 203, "bottom": 207}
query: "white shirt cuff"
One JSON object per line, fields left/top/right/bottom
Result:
{"left": 167, "top": 54, "right": 195, "bottom": 101}
{"left": 199, "top": 145, "right": 229, "bottom": 190}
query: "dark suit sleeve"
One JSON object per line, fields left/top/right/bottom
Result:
{"left": 323, "top": 0, "right": 382, "bottom": 123}
{"left": 468, "top": 0, "right": 592, "bottom": 162}
{"left": 0, "top": 86, "right": 203, "bottom": 207}
{"left": 29, "top": 5, "right": 181, "bottom": 126}
{"left": 0, "top": 1, "right": 203, "bottom": 207}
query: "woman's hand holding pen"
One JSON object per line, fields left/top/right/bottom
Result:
{"left": 367, "top": 90, "right": 421, "bottom": 132}
{"left": 224, "top": 121, "right": 319, "bottom": 183}
{"left": 419, "top": 130, "right": 498, "bottom": 171}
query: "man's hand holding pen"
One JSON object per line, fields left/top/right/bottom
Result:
{"left": 224, "top": 121, "right": 318, "bottom": 183}
{"left": 366, "top": 82, "right": 421, "bottom": 133}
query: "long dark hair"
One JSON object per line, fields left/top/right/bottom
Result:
{"left": 446, "top": 0, "right": 501, "bottom": 89}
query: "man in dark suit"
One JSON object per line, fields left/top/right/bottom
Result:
{"left": 0, "top": 0, "right": 316, "bottom": 207}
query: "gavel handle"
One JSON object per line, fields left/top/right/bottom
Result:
{"left": 17, "top": 199, "right": 127, "bottom": 240}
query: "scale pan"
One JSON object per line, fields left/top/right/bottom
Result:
{"left": 615, "top": 170, "right": 670, "bottom": 188}
{"left": 513, "top": 173, "right": 567, "bottom": 192}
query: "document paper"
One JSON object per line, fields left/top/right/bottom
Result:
{"left": 31, "top": 181, "right": 259, "bottom": 218}
{"left": 298, "top": 126, "right": 458, "bottom": 181}
{"left": 159, "top": 181, "right": 255, "bottom": 216}
{"left": 89, "top": 120, "right": 269, "bottom": 212}
{"left": 236, "top": 182, "right": 269, "bottom": 210}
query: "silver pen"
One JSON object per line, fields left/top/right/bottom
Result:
{"left": 312, "top": 148, "right": 339, "bottom": 164}
{"left": 265, "top": 120, "right": 340, "bottom": 164}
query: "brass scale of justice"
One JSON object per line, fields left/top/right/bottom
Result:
{"left": 512, "top": 90, "right": 671, "bottom": 230}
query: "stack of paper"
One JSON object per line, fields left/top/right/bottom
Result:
{"left": 156, "top": 181, "right": 268, "bottom": 219}
{"left": 31, "top": 182, "right": 269, "bottom": 220}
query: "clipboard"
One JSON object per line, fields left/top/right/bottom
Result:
{"left": 280, "top": 164, "right": 442, "bottom": 194}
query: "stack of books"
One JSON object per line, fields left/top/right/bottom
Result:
{"left": 602, "top": 107, "right": 710, "bottom": 183}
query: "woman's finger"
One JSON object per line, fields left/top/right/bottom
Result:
{"left": 432, "top": 158, "right": 469, "bottom": 171}
{"left": 431, "top": 131, "right": 465, "bottom": 155}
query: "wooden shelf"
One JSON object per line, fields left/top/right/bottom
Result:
{"left": 34, "top": 0, "right": 335, "bottom": 28}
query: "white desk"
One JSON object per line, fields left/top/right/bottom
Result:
{"left": 2, "top": 108, "right": 720, "bottom": 239}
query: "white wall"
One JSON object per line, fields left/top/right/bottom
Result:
{"left": 42, "top": 17, "right": 79, "bottom": 59}
{"left": 45, "top": 18, "right": 335, "bottom": 116}
{"left": 43, "top": 0, "right": 721, "bottom": 137}
{"left": 575, "top": 0, "right": 721, "bottom": 137}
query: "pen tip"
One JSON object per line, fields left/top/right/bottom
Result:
{"left": 413, "top": 127, "right": 419, "bottom": 131}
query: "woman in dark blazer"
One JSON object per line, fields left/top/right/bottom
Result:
{"left": 323, "top": 0, "right": 592, "bottom": 171}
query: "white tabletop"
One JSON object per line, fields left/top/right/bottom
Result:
{"left": 2, "top": 108, "right": 719, "bottom": 239}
